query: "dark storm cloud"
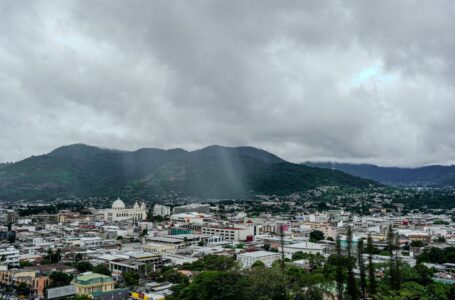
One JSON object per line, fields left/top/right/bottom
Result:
{"left": 1, "top": 0, "right": 455, "bottom": 166}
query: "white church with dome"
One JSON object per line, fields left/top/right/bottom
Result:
{"left": 102, "top": 198, "right": 147, "bottom": 222}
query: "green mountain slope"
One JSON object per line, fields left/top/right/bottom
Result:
{"left": 0, "top": 144, "right": 377, "bottom": 200}
{"left": 304, "top": 162, "right": 455, "bottom": 186}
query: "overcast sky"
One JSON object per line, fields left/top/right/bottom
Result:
{"left": 1, "top": 1, "right": 455, "bottom": 167}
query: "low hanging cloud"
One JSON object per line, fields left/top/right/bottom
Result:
{"left": 1, "top": 0, "right": 455, "bottom": 167}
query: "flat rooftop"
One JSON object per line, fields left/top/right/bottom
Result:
{"left": 238, "top": 251, "right": 280, "bottom": 258}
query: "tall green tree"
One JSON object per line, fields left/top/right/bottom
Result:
{"left": 357, "top": 238, "right": 366, "bottom": 300}
{"left": 183, "top": 254, "right": 239, "bottom": 271}
{"left": 387, "top": 225, "right": 400, "bottom": 291}
{"left": 393, "top": 233, "right": 401, "bottom": 291}
{"left": 49, "top": 271, "right": 72, "bottom": 287}
{"left": 336, "top": 235, "right": 344, "bottom": 300}
{"left": 309, "top": 230, "right": 325, "bottom": 242}
{"left": 247, "top": 266, "right": 287, "bottom": 300}
{"left": 75, "top": 261, "right": 93, "bottom": 273}
{"left": 346, "top": 226, "right": 358, "bottom": 300}
{"left": 92, "top": 264, "right": 111, "bottom": 276}
{"left": 366, "top": 234, "right": 376, "bottom": 296}
{"left": 74, "top": 253, "right": 83, "bottom": 263}
{"left": 16, "top": 282, "right": 30, "bottom": 296}
{"left": 123, "top": 270, "right": 139, "bottom": 287}
{"left": 179, "top": 271, "right": 247, "bottom": 300}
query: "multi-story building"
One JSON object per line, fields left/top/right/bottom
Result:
{"left": 202, "top": 226, "right": 254, "bottom": 242}
{"left": 170, "top": 212, "right": 209, "bottom": 224}
{"left": 80, "top": 237, "right": 103, "bottom": 248}
{"left": 143, "top": 242, "right": 177, "bottom": 254}
{"left": 282, "top": 241, "right": 327, "bottom": 258}
{"left": 6, "top": 210, "right": 19, "bottom": 224}
{"left": 237, "top": 251, "right": 281, "bottom": 268}
{"left": 173, "top": 204, "right": 210, "bottom": 214}
{"left": 169, "top": 227, "right": 193, "bottom": 235}
{"left": 0, "top": 270, "right": 49, "bottom": 298}
{"left": 0, "top": 230, "right": 16, "bottom": 242}
{"left": 153, "top": 204, "right": 171, "bottom": 217}
{"left": 0, "top": 247, "right": 20, "bottom": 266}
{"left": 109, "top": 259, "right": 147, "bottom": 275}
{"left": 73, "top": 272, "right": 114, "bottom": 295}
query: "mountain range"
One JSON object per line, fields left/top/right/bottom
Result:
{"left": 304, "top": 162, "right": 455, "bottom": 186}
{"left": 0, "top": 144, "right": 376, "bottom": 200}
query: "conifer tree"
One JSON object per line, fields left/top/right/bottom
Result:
{"left": 367, "top": 234, "right": 376, "bottom": 296}
{"left": 346, "top": 226, "right": 358, "bottom": 300}
{"left": 357, "top": 238, "right": 366, "bottom": 300}
{"left": 387, "top": 225, "right": 400, "bottom": 291}
{"left": 393, "top": 233, "right": 401, "bottom": 291}
{"left": 336, "top": 235, "right": 344, "bottom": 300}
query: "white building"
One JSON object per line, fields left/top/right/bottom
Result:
{"left": 102, "top": 198, "right": 147, "bottom": 222}
{"left": 173, "top": 204, "right": 210, "bottom": 214}
{"left": 80, "top": 237, "right": 103, "bottom": 248}
{"left": 237, "top": 251, "right": 281, "bottom": 268}
{"left": 170, "top": 212, "right": 210, "bottom": 224}
{"left": 0, "top": 247, "right": 20, "bottom": 266}
{"left": 143, "top": 242, "right": 177, "bottom": 254}
{"left": 153, "top": 204, "right": 171, "bottom": 217}
{"left": 282, "top": 241, "right": 327, "bottom": 258}
{"left": 202, "top": 226, "right": 254, "bottom": 242}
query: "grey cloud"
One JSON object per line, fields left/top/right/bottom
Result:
{"left": 1, "top": 0, "right": 455, "bottom": 167}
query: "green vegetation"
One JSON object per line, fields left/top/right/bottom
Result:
{"left": 291, "top": 252, "right": 324, "bottom": 270}
{"left": 433, "top": 219, "right": 450, "bottom": 225}
{"left": 0, "top": 144, "right": 376, "bottom": 200}
{"left": 19, "top": 260, "right": 32, "bottom": 267}
{"left": 410, "top": 240, "right": 425, "bottom": 248}
{"left": 304, "top": 162, "right": 455, "bottom": 187}
{"left": 165, "top": 230, "right": 455, "bottom": 300}
{"left": 123, "top": 270, "right": 139, "bottom": 287}
{"left": 181, "top": 254, "right": 240, "bottom": 272}
{"left": 49, "top": 271, "right": 73, "bottom": 287}
{"left": 69, "top": 295, "right": 92, "bottom": 300}
{"left": 434, "top": 236, "right": 446, "bottom": 243}
{"left": 74, "top": 261, "right": 93, "bottom": 273}
{"left": 43, "top": 248, "right": 62, "bottom": 264}
{"left": 15, "top": 282, "right": 30, "bottom": 296}
{"left": 417, "top": 246, "right": 455, "bottom": 264}
{"left": 92, "top": 264, "right": 111, "bottom": 276}
{"left": 17, "top": 202, "right": 85, "bottom": 216}
{"left": 346, "top": 226, "right": 357, "bottom": 299}
{"left": 309, "top": 230, "right": 324, "bottom": 242}
{"left": 73, "top": 262, "right": 111, "bottom": 276}
{"left": 178, "top": 271, "right": 247, "bottom": 300}
{"left": 140, "top": 228, "right": 148, "bottom": 237}
{"left": 367, "top": 234, "right": 377, "bottom": 296}
{"left": 357, "top": 238, "right": 366, "bottom": 300}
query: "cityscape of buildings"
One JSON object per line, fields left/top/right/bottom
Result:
{"left": 0, "top": 193, "right": 454, "bottom": 299}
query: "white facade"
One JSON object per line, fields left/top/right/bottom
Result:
{"left": 0, "top": 247, "right": 20, "bottom": 266}
{"left": 202, "top": 226, "right": 254, "bottom": 242}
{"left": 173, "top": 204, "right": 210, "bottom": 214}
{"left": 237, "top": 251, "right": 281, "bottom": 268}
{"left": 170, "top": 212, "right": 209, "bottom": 224}
{"left": 102, "top": 198, "right": 147, "bottom": 222}
{"left": 143, "top": 242, "right": 177, "bottom": 254}
{"left": 153, "top": 204, "right": 171, "bottom": 217}
{"left": 282, "top": 241, "right": 327, "bottom": 258}
{"left": 80, "top": 237, "right": 103, "bottom": 248}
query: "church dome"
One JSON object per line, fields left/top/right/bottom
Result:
{"left": 112, "top": 198, "right": 126, "bottom": 209}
